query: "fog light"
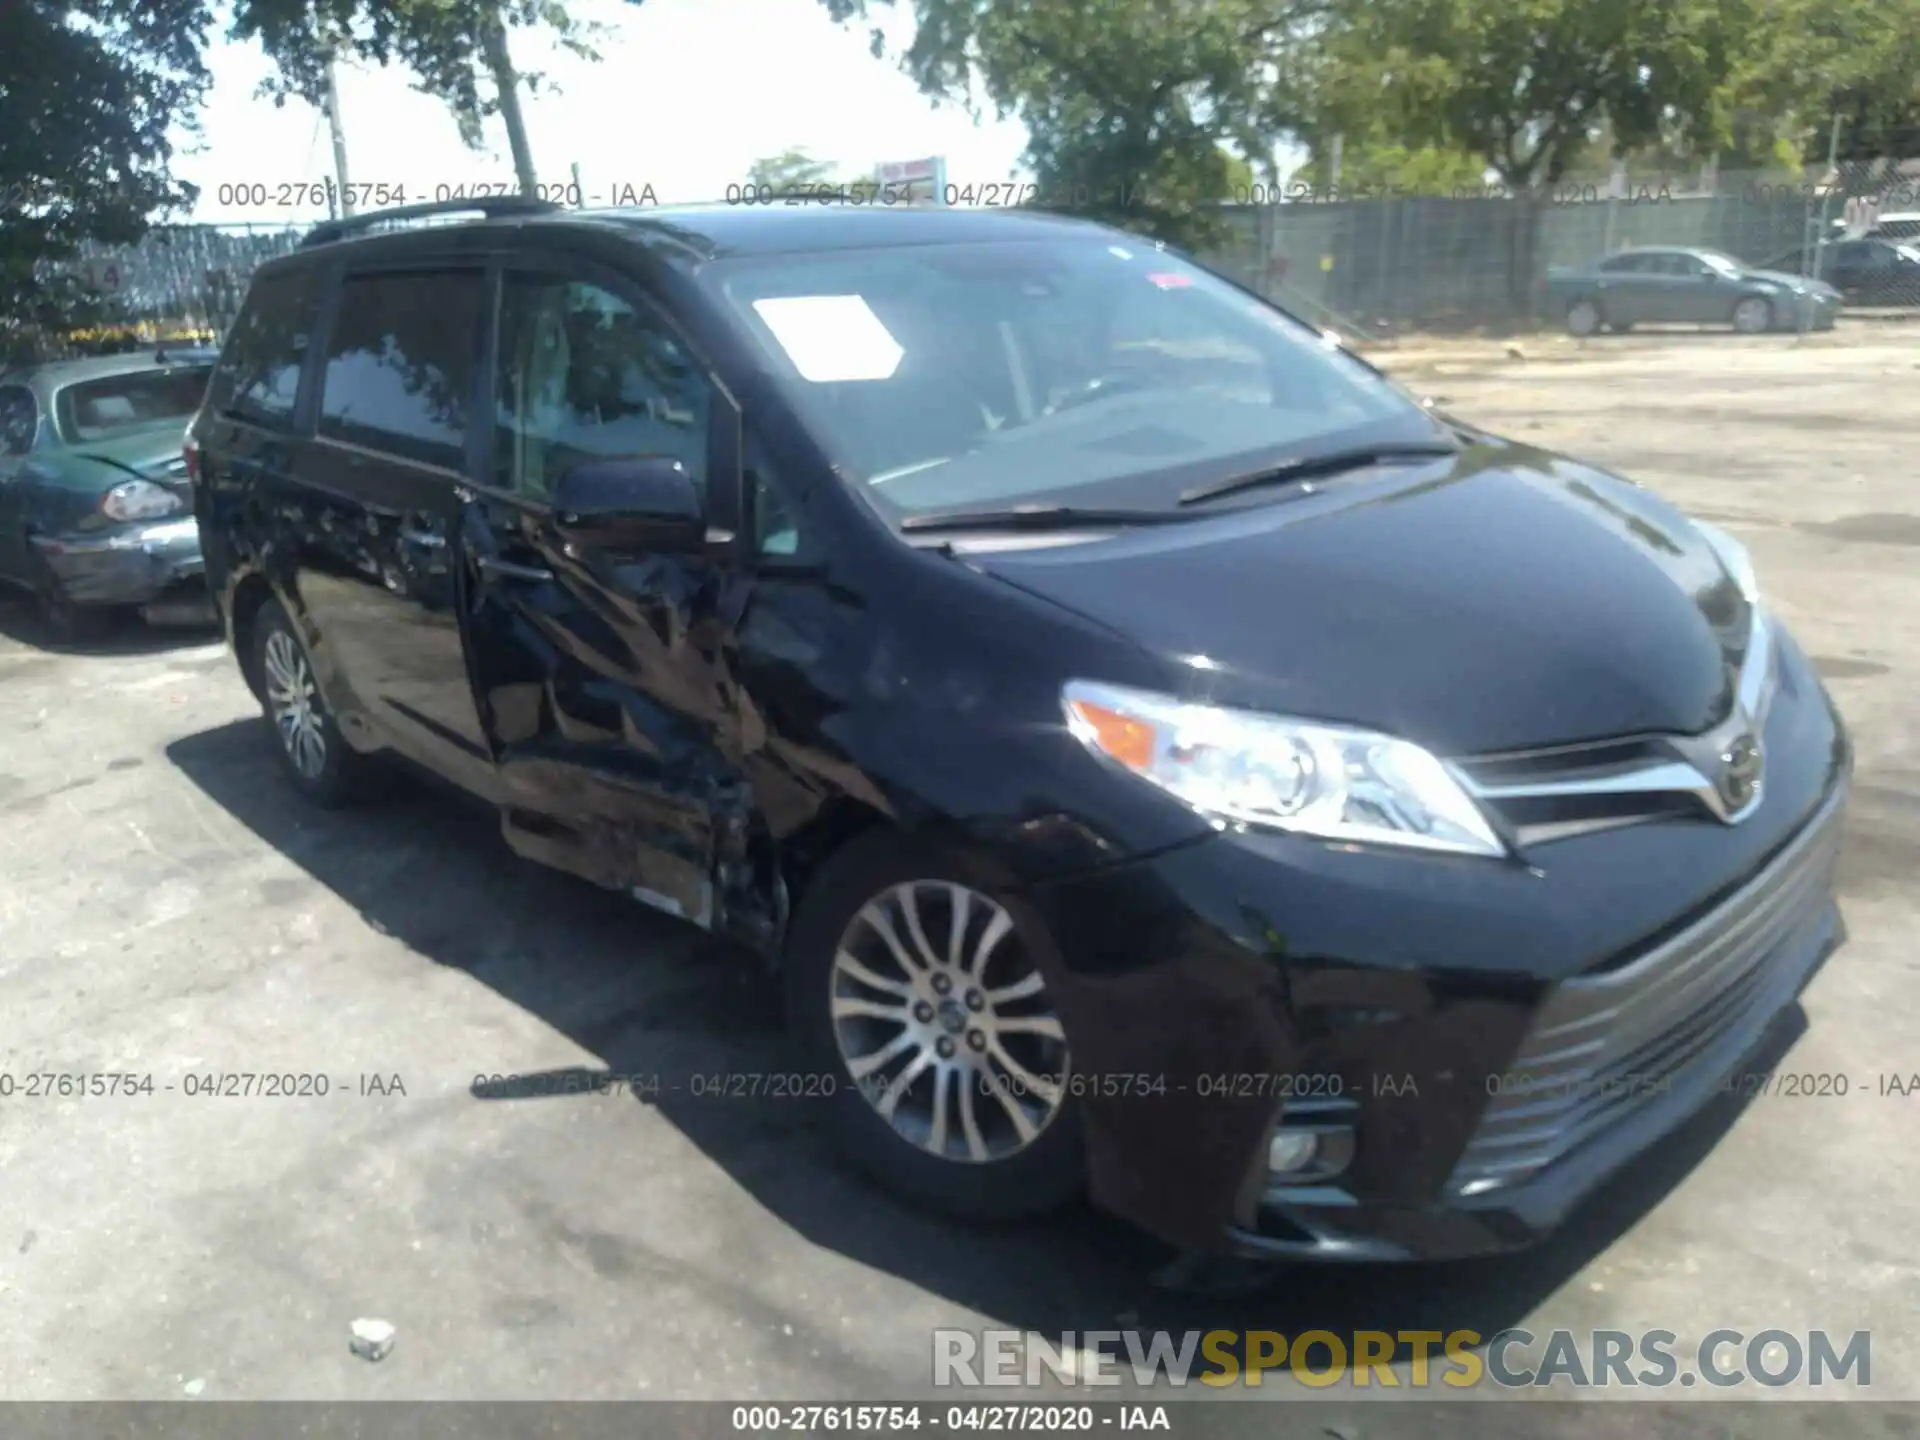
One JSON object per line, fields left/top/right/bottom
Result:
{"left": 1268, "top": 1129, "right": 1321, "bottom": 1175}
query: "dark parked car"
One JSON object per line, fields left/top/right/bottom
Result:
{"left": 0, "top": 347, "right": 218, "bottom": 636}
{"left": 190, "top": 198, "right": 1851, "bottom": 1264}
{"left": 1546, "top": 246, "right": 1840, "bottom": 335}
{"left": 1762, "top": 236, "right": 1920, "bottom": 307}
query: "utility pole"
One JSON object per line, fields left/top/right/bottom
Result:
{"left": 322, "top": 47, "right": 354, "bottom": 216}
{"left": 481, "top": 7, "right": 539, "bottom": 197}
{"left": 1802, "top": 113, "right": 1844, "bottom": 337}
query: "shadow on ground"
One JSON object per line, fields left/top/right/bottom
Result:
{"left": 166, "top": 717, "right": 1805, "bottom": 1369}
{"left": 0, "top": 590, "right": 219, "bottom": 658}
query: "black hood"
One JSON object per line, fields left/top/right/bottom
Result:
{"left": 968, "top": 443, "right": 1751, "bottom": 756}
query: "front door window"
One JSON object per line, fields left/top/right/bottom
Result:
{"left": 491, "top": 276, "right": 712, "bottom": 504}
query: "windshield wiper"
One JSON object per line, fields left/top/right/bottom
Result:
{"left": 900, "top": 504, "right": 1192, "bottom": 534}
{"left": 1177, "top": 441, "right": 1462, "bottom": 507}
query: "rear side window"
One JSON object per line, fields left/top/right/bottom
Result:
{"left": 318, "top": 270, "right": 483, "bottom": 471}
{"left": 56, "top": 366, "right": 214, "bottom": 443}
{"left": 207, "top": 268, "right": 323, "bottom": 425}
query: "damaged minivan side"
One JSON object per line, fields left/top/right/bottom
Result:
{"left": 191, "top": 197, "right": 1849, "bottom": 1266}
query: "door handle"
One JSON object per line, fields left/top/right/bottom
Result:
{"left": 400, "top": 528, "right": 446, "bottom": 549}
{"left": 478, "top": 554, "right": 553, "bottom": 583}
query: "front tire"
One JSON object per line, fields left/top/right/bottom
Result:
{"left": 1732, "top": 296, "right": 1773, "bottom": 334}
{"left": 785, "top": 833, "right": 1086, "bottom": 1221}
{"left": 252, "top": 599, "right": 373, "bottom": 807}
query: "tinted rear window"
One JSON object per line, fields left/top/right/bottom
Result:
{"left": 207, "top": 268, "right": 324, "bottom": 425}
{"left": 317, "top": 270, "right": 483, "bottom": 470}
{"left": 57, "top": 366, "right": 214, "bottom": 443}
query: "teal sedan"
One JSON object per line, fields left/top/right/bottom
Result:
{"left": 1545, "top": 246, "right": 1843, "bottom": 335}
{"left": 0, "top": 348, "right": 217, "bottom": 637}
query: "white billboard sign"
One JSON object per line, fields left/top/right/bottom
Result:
{"left": 874, "top": 156, "right": 946, "bottom": 205}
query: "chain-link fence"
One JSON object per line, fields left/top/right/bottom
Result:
{"left": 20, "top": 122, "right": 1918, "bottom": 357}
{"left": 1199, "top": 132, "right": 1920, "bottom": 337}
{"left": 11, "top": 223, "right": 303, "bottom": 364}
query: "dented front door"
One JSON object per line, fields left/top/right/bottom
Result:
{"left": 462, "top": 490, "right": 737, "bottom": 924}
{"left": 462, "top": 264, "right": 738, "bottom": 926}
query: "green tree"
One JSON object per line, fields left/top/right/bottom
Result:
{"left": 1299, "top": 0, "right": 1743, "bottom": 317}
{"left": 1297, "top": 134, "right": 1488, "bottom": 195}
{"left": 232, "top": 0, "right": 643, "bottom": 198}
{"left": 818, "top": 0, "right": 1320, "bottom": 249}
{"left": 747, "top": 149, "right": 842, "bottom": 192}
{"left": 0, "top": 0, "right": 211, "bottom": 359}
{"left": 1733, "top": 0, "right": 1920, "bottom": 165}
{"left": 1303, "top": 0, "right": 1743, "bottom": 193}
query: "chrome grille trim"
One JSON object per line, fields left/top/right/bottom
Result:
{"left": 1453, "top": 605, "right": 1775, "bottom": 832}
{"left": 1449, "top": 783, "right": 1845, "bottom": 1191}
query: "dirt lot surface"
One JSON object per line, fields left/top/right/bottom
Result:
{"left": 0, "top": 328, "right": 1915, "bottom": 1420}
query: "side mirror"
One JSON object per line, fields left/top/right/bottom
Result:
{"left": 552, "top": 456, "right": 705, "bottom": 553}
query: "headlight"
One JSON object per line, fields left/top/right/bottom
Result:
{"left": 1694, "top": 520, "right": 1760, "bottom": 603}
{"left": 1061, "top": 680, "right": 1507, "bottom": 858}
{"left": 101, "top": 479, "right": 183, "bottom": 523}
{"left": 1693, "top": 521, "right": 1775, "bottom": 716}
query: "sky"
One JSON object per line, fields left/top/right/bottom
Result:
{"left": 171, "top": 0, "right": 1033, "bottom": 226}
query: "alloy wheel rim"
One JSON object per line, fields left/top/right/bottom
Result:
{"left": 1736, "top": 299, "right": 1767, "bottom": 332}
{"left": 263, "top": 629, "right": 327, "bottom": 779}
{"left": 830, "top": 880, "right": 1069, "bottom": 1164}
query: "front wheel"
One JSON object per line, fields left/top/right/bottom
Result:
{"left": 1565, "top": 299, "right": 1603, "bottom": 336}
{"left": 785, "top": 834, "right": 1086, "bottom": 1220}
{"left": 1732, "top": 296, "right": 1773, "bottom": 334}
{"left": 252, "top": 599, "right": 374, "bottom": 807}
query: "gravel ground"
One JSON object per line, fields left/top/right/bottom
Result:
{"left": 0, "top": 326, "right": 1914, "bottom": 1417}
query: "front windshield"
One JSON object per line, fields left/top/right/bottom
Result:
{"left": 56, "top": 365, "right": 213, "bottom": 444}
{"left": 707, "top": 238, "right": 1431, "bottom": 519}
{"left": 1702, "top": 253, "right": 1743, "bottom": 277}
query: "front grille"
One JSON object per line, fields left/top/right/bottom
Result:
{"left": 1449, "top": 787, "right": 1844, "bottom": 1192}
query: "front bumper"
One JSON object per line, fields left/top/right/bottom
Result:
{"left": 1226, "top": 783, "right": 1846, "bottom": 1262}
{"left": 1024, "top": 639, "right": 1851, "bottom": 1261}
{"left": 1784, "top": 292, "right": 1841, "bottom": 328}
{"left": 32, "top": 516, "right": 208, "bottom": 609}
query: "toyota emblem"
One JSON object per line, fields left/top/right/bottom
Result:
{"left": 1717, "top": 732, "right": 1764, "bottom": 812}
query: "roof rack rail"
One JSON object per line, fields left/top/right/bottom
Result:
{"left": 300, "top": 195, "right": 560, "bottom": 249}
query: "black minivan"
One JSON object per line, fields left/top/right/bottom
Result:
{"left": 188, "top": 197, "right": 1850, "bottom": 1264}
